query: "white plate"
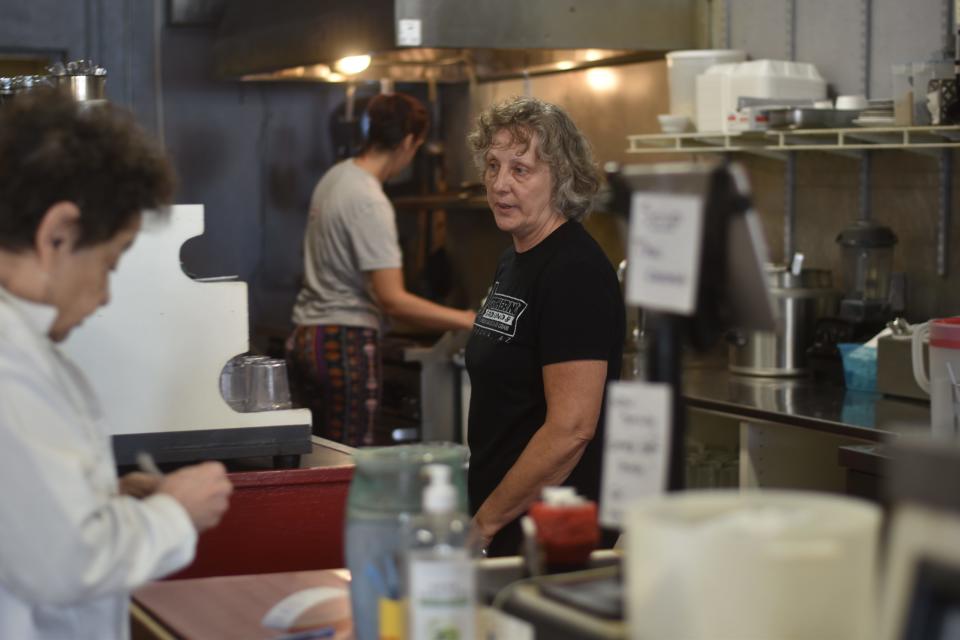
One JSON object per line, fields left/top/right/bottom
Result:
{"left": 852, "top": 116, "right": 897, "bottom": 127}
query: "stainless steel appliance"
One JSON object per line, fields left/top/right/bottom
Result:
{"left": 729, "top": 264, "right": 838, "bottom": 376}
{"left": 213, "top": 0, "right": 701, "bottom": 83}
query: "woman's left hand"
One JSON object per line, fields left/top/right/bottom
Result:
{"left": 118, "top": 471, "right": 162, "bottom": 499}
{"left": 470, "top": 516, "right": 494, "bottom": 554}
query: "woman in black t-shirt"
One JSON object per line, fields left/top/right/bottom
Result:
{"left": 465, "top": 97, "right": 625, "bottom": 556}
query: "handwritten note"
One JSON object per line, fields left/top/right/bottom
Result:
{"left": 626, "top": 192, "right": 704, "bottom": 314}
{"left": 600, "top": 381, "right": 671, "bottom": 529}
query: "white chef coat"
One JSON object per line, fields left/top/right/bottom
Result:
{"left": 0, "top": 286, "right": 197, "bottom": 640}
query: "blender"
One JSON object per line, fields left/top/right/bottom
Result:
{"left": 836, "top": 220, "right": 898, "bottom": 325}
{"left": 806, "top": 220, "right": 899, "bottom": 384}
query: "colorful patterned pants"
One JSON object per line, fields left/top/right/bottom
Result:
{"left": 285, "top": 324, "right": 384, "bottom": 447}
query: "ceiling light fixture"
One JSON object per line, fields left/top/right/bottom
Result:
{"left": 334, "top": 54, "right": 371, "bottom": 75}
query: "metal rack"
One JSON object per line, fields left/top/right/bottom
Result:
{"left": 626, "top": 125, "right": 958, "bottom": 276}
{"left": 626, "top": 125, "right": 960, "bottom": 157}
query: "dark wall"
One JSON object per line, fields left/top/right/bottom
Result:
{"left": 159, "top": 24, "right": 345, "bottom": 337}
{"left": 0, "top": 0, "right": 159, "bottom": 131}
{"left": 0, "top": 1, "right": 371, "bottom": 342}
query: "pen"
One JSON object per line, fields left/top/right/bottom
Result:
{"left": 273, "top": 627, "right": 336, "bottom": 640}
{"left": 135, "top": 451, "right": 162, "bottom": 476}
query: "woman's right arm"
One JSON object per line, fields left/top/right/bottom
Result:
{"left": 367, "top": 267, "right": 475, "bottom": 331}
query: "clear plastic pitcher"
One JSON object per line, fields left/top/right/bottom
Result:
{"left": 345, "top": 442, "right": 468, "bottom": 640}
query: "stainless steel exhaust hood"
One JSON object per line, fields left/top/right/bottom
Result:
{"left": 214, "top": 0, "right": 701, "bottom": 83}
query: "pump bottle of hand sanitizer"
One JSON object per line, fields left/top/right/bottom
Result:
{"left": 404, "top": 463, "right": 476, "bottom": 640}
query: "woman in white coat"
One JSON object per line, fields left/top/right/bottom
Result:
{"left": 0, "top": 89, "right": 233, "bottom": 639}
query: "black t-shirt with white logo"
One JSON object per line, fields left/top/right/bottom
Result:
{"left": 465, "top": 220, "right": 625, "bottom": 556}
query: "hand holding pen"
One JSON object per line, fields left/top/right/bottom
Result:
{"left": 117, "top": 452, "right": 165, "bottom": 499}
{"left": 120, "top": 451, "right": 234, "bottom": 532}
{"left": 157, "top": 460, "right": 234, "bottom": 532}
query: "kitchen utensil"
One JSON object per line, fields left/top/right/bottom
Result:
{"left": 728, "top": 265, "right": 838, "bottom": 377}
{"left": 836, "top": 94, "right": 869, "bottom": 110}
{"left": 47, "top": 59, "right": 107, "bottom": 101}
{"left": 696, "top": 59, "right": 827, "bottom": 132}
{"left": 836, "top": 221, "right": 897, "bottom": 323}
{"left": 246, "top": 358, "right": 292, "bottom": 411}
{"left": 766, "top": 107, "right": 860, "bottom": 129}
{"left": 912, "top": 317, "right": 960, "bottom": 439}
{"left": 345, "top": 443, "right": 468, "bottom": 640}
{"left": 852, "top": 116, "right": 897, "bottom": 127}
{"left": 665, "top": 49, "right": 746, "bottom": 125}
{"left": 219, "top": 357, "right": 248, "bottom": 411}
{"left": 657, "top": 113, "right": 690, "bottom": 133}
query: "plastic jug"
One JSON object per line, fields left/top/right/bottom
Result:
{"left": 912, "top": 317, "right": 960, "bottom": 439}
{"left": 344, "top": 442, "right": 468, "bottom": 640}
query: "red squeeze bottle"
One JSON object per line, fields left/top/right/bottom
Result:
{"left": 528, "top": 487, "right": 599, "bottom": 572}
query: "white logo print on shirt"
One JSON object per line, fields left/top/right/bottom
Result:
{"left": 475, "top": 282, "right": 527, "bottom": 340}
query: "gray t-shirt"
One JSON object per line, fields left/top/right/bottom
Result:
{"left": 292, "top": 159, "right": 402, "bottom": 330}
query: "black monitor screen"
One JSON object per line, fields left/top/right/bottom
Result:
{"left": 903, "top": 559, "right": 960, "bottom": 640}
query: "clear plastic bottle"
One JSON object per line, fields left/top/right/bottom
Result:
{"left": 404, "top": 464, "right": 476, "bottom": 640}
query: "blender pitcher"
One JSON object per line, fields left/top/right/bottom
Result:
{"left": 912, "top": 317, "right": 960, "bottom": 439}
{"left": 836, "top": 221, "right": 897, "bottom": 323}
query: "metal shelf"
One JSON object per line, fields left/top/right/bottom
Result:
{"left": 625, "top": 124, "right": 958, "bottom": 279}
{"left": 626, "top": 125, "right": 960, "bottom": 157}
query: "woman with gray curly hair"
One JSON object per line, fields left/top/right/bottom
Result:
{"left": 464, "top": 96, "right": 624, "bottom": 556}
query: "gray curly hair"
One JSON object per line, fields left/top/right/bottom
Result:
{"left": 467, "top": 96, "right": 600, "bottom": 222}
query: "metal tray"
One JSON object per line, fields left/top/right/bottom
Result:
{"left": 767, "top": 107, "right": 860, "bottom": 130}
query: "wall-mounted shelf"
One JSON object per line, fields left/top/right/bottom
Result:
{"left": 626, "top": 125, "right": 960, "bottom": 158}
{"left": 625, "top": 125, "right": 958, "bottom": 279}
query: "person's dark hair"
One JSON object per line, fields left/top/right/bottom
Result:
{"left": 362, "top": 92, "right": 429, "bottom": 153}
{"left": 0, "top": 88, "right": 175, "bottom": 252}
{"left": 468, "top": 96, "right": 600, "bottom": 222}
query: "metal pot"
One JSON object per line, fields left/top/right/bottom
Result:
{"left": 47, "top": 60, "right": 107, "bottom": 102}
{"left": 50, "top": 73, "right": 106, "bottom": 101}
{"left": 728, "top": 265, "right": 838, "bottom": 377}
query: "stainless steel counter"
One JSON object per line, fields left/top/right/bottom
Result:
{"left": 682, "top": 366, "right": 930, "bottom": 442}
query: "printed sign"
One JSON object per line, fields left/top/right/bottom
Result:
{"left": 397, "top": 19, "right": 422, "bottom": 46}
{"left": 626, "top": 192, "right": 704, "bottom": 314}
{"left": 600, "top": 381, "right": 671, "bottom": 529}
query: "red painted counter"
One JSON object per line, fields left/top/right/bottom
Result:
{"left": 170, "top": 464, "right": 354, "bottom": 579}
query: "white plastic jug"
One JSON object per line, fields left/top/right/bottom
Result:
{"left": 912, "top": 317, "right": 960, "bottom": 439}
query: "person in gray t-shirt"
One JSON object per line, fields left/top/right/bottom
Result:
{"left": 288, "top": 93, "right": 474, "bottom": 446}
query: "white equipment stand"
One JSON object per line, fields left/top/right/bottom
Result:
{"left": 62, "top": 205, "right": 312, "bottom": 467}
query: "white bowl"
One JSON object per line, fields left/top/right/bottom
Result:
{"left": 657, "top": 114, "right": 691, "bottom": 133}
{"left": 835, "top": 94, "right": 868, "bottom": 110}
